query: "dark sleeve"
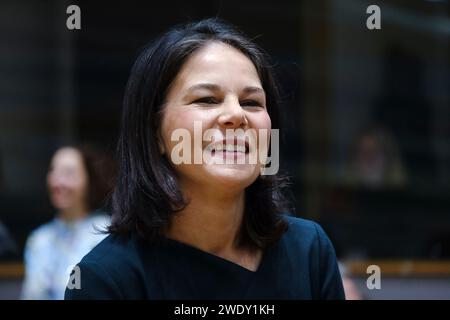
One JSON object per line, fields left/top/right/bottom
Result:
{"left": 64, "top": 261, "right": 123, "bottom": 300}
{"left": 314, "top": 223, "right": 346, "bottom": 300}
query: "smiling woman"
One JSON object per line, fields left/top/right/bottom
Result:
{"left": 64, "top": 18, "right": 345, "bottom": 300}
{"left": 22, "top": 145, "right": 113, "bottom": 300}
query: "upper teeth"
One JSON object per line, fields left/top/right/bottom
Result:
{"left": 214, "top": 144, "right": 246, "bottom": 153}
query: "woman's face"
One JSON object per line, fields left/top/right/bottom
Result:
{"left": 159, "top": 41, "right": 271, "bottom": 193}
{"left": 46, "top": 147, "right": 88, "bottom": 212}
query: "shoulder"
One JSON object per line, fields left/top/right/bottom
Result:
{"left": 25, "top": 219, "right": 57, "bottom": 250}
{"left": 79, "top": 235, "right": 140, "bottom": 279}
{"left": 282, "top": 215, "right": 330, "bottom": 246}
{"left": 80, "top": 214, "right": 111, "bottom": 242}
{"left": 281, "top": 215, "right": 345, "bottom": 300}
{"left": 283, "top": 215, "right": 318, "bottom": 231}
{"left": 281, "top": 214, "right": 337, "bottom": 260}
{"left": 79, "top": 234, "right": 141, "bottom": 273}
{"left": 65, "top": 234, "right": 146, "bottom": 299}
{"left": 86, "top": 212, "right": 110, "bottom": 229}
{"left": 81, "top": 213, "right": 111, "bottom": 235}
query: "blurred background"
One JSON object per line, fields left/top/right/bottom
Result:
{"left": 0, "top": 0, "right": 449, "bottom": 299}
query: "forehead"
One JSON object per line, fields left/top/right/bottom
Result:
{"left": 52, "top": 148, "right": 83, "bottom": 168}
{"left": 170, "top": 41, "right": 262, "bottom": 92}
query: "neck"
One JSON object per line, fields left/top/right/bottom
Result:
{"left": 58, "top": 205, "right": 88, "bottom": 223}
{"left": 167, "top": 183, "right": 246, "bottom": 255}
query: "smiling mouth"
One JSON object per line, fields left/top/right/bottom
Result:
{"left": 207, "top": 139, "right": 249, "bottom": 156}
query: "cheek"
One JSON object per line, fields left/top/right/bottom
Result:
{"left": 247, "top": 109, "right": 271, "bottom": 128}
{"left": 71, "top": 178, "right": 88, "bottom": 201}
{"left": 161, "top": 118, "right": 186, "bottom": 153}
{"left": 161, "top": 109, "right": 212, "bottom": 150}
{"left": 248, "top": 112, "right": 272, "bottom": 140}
{"left": 260, "top": 112, "right": 272, "bottom": 130}
{"left": 46, "top": 173, "right": 64, "bottom": 192}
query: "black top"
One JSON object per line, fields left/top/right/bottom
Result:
{"left": 65, "top": 216, "right": 345, "bottom": 300}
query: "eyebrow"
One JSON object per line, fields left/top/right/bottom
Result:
{"left": 186, "top": 83, "right": 265, "bottom": 95}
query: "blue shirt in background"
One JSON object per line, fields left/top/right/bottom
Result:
{"left": 22, "top": 214, "right": 110, "bottom": 300}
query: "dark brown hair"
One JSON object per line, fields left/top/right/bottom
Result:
{"left": 78, "top": 145, "right": 116, "bottom": 212}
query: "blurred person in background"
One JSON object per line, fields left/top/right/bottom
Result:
{"left": 345, "top": 127, "right": 407, "bottom": 189}
{"left": 21, "top": 145, "right": 115, "bottom": 300}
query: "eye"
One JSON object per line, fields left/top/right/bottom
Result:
{"left": 192, "top": 97, "right": 219, "bottom": 105}
{"left": 240, "top": 100, "right": 263, "bottom": 108}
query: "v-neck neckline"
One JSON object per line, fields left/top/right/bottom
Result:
{"left": 164, "top": 237, "right": 272, "bottom": 274}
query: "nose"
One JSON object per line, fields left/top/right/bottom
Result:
{"left": 48, "top": 170, "right": 67, "bottom": 188}
{"left": 217, "top": 96, "right": 248, "bottom": 129}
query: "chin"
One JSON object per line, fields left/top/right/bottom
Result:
{"left": 203, "top": 165, "right": 259, "bottom": 189}
{"left": 51, "top": 200, "right": 71, "bottom": 211}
